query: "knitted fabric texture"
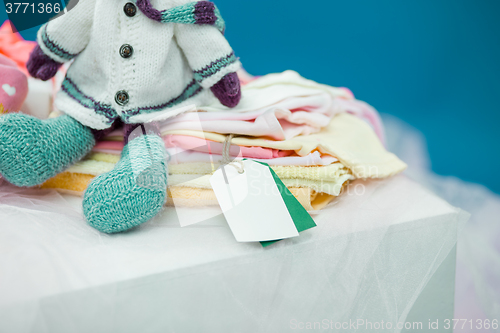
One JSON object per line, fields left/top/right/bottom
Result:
{"left": 122, "top": 122, "right": 161, "bottom": 145}
{"left": 123, "top": 123, "right": 142, "bottom": 145}
{"left": 0, "top": 114, "right": 95, "bottom": 187}
{"left": 210, "top": 72, "right": 241, "bottom": 107}
{"left": 26, "top": 44, "right": 62, "bottom": 81}
{"left": 136, "top": 0, "right": 225, "bottom": 33}
{"left": 36, "top": 0, "right": 240, "bottom": 130}
{"left": 91, "top": 118, "right": 122, "bottom": 142}
{"left": 82, "top": 134, "right": 168, "bottom": 233}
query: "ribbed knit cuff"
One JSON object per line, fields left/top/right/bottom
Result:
{"left": 37, "top": 24, "right": 78, "bottom": 64}
{"left": 193, "top": 52, "right": 241, "bottom": 88}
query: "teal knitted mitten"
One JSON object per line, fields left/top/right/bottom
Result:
{"left": 0, "top": 113, "right": 95, "bottom": 187}
{"left": 82, "top": 134, "right": 168, "bottom": 233}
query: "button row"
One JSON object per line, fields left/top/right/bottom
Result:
{"left": 117, "top": 3, "right": 137, "bottom": 106}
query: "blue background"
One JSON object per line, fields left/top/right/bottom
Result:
{"left": 3, "top": 1, "right": 69, "bottom": 32}
{"left": 1, "top": 0, "right": 499, "bottom": 193}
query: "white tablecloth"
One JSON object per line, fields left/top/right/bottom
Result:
{"left": 0, "top": 175, "right": 468, "bottom": 332}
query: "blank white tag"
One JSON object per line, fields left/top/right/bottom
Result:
{"left": 209, "top": 160, "right": 299, "bottom": 242}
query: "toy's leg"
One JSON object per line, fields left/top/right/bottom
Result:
{"left": 82, "top": 123, "right": 168, "bottom": 233}
{"left": 0, "top": 113, "right": 97, "bottom": 187}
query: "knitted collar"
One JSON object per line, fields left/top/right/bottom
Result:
{"left": 135, "top": 0, "right": 225, "bottom": 33}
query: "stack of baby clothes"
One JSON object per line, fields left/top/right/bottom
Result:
{"left": 41, "top": 70, "right": 406, "bottom": 211}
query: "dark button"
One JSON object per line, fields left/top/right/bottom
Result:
{"left": 124, "top": 2, "right": 137, "bottom": 17}
{"left": 120, "top": 44, "right": 133, "bottom": 58}
{"left": 115, "top": 90, "right": 129, "bottom": 106}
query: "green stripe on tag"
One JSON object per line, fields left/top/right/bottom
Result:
{"left": 249, "top": 161, "right": 317, "bottom": 247}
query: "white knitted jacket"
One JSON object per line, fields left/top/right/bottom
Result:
{"left": 37, "top": 0, "right": 241, "bottom": 129}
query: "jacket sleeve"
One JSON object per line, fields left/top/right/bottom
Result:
{"left": 174, "top": 24, "right": 241, "bottom": 89}
{"left": 36, "top": 0, "right": 96, "bottom": 63}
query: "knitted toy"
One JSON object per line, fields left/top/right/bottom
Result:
{"left": 0, "top": 0, "right": 242, "bottom": 233}
{"left": 0, "top": 54, "right": 28, "bottom": 115}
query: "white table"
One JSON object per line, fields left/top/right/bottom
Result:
{"left": 0, "top": 175, "right": 468, "bottom": 333}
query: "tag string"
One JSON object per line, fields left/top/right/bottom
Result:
{"left": 222, "top": 134, "right": 245, "bottom": 174}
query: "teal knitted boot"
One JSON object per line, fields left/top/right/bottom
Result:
{"left": 82, "top": 133, "right": 168, "bottom": 233}
{"left": 0, "top": 113, "right": 95, "bottom": 187}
